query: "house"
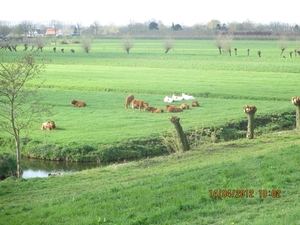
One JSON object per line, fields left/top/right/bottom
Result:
{"left": 45, "top": 28, "right": 63, "bottom": 36}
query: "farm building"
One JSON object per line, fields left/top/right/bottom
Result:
{"left": 45, "top": 28, "right": 63, "bottom": 36}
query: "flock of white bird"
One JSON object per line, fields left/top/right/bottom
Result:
{"left": 164, "top": 93, "right": 195, "bottom": 103}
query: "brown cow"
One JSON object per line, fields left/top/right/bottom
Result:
{"left": 191, "top": 101, "right": 200, "bottom": 107}
{"left": 165, "top": 105, "right": 183, "bottom": 113}
{"left": 41, "top": 121, "right": 56, "bottom": 130}
{"left": 71, "top": 99, "right": 86, "bottom": 107}
{"left": 125, "top": 94, "right": 135, "bottom": 108}
{"left": 180, "top": 103, "right": 190, "bottom": 110}
{"left": 146, "top": 106, "right": 164, "bottom": 113}
{"left": 131, "top": 99, "right": 148, "bottom": 112}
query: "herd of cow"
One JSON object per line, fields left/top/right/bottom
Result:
{"left": 125, "top": 94, "right": 199, "bottom": 113}
{"left": 41, "top": 95, "right": 199, "bottom": 130}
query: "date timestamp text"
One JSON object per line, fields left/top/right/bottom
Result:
{"left": 209, "top": 189, "right": 281, "bottom": 198}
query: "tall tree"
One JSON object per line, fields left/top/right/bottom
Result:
{"left": 74, "top": 23, "right": 82, "bottom": 36}
{"left": 91, "top": 21, "right": 101, "bottom": 36}
{"left": 0, "top": 25, "right": 11, "bottom": 37}
{"left": 20, "top": 21, "right": 34, "bottom": 37}
{"left": 0, "top": 53, "right": 51, "bottom": 178}
{"left": 149, "top": 21, "right": 159, "bottom": 30}
{"left": 51, "top": 20, "right": 62, "bottom": 36}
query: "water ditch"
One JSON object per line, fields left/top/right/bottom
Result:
{"left": 21, "top": 157, "right": 101, "bottom": 179}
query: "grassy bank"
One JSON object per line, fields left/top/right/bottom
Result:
{"left": 1, "top": 130, "right": 300, "bottom": 224}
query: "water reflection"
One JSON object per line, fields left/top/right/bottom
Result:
{"left": 22, "top": 157, "right": 101, "bottom": 179}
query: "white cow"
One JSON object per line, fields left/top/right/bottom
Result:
{"left": 182, "top": 93, "right": 195, "bottom": 100}
{"left": 164, "top": 96, "right": 174, "bottom": 103}
{"left": 172, "top": 94, "right": 184, "bottom": 101}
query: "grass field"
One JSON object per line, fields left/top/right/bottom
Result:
{"left": 1, "top": 38, "right": 300, "bottom": 224}
{"left": 0, "top": 130, "right": 300, "bottom": 224}
{"left": 0, "top": 39, "right": 299, "bottom": 161}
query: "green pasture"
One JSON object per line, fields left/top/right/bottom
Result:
{"left": 1, "top": 38, "right": 300, "bottom": 224}
{"left": 0, "top": 39, "right": 299, "bottom": 161}
{"left": 1, "top": 131, "right": 300, "bottom": 224}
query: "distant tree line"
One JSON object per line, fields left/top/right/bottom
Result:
{"left": 1, "top": 19, "right": 300, "bottom": 39}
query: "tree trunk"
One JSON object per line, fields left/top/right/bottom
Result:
{"left": 292, "top": 97, "right": 300, "bottom": 129}
{"left": 246, "top": 113, "right": 255, "bottom": 139}
{"left": 15, "top": 138, "right": 22, "bottom": 178}
{"left": 244, "top": 105, "right": 257, "bottom": 139}
{"left": 169, "top": 116, "right": 190, "bottom": 151}
{"left": 296, "top": 106, "right": 300, "bottom": 129}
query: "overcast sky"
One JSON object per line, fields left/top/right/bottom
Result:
{"left": 1, "top": 0, "right": 299, "bottom": 26}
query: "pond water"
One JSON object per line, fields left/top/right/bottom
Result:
{"left": 21, "top": 157, "right": 101, "bottom": 179}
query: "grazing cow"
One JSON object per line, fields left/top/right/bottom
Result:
{"left": 164, "top": 96, "right": 174, "bottom": 103}
{"left": 165, "top": 105, "right": 183, "bottom": 113}
{"left": 146, "top": 106, "right": 164, "bottom": 113}
{"left": 182, "top": 93, "right": 195, "bottom": 100}
{"left": 172, "top": 94, "right": 184, "bottom": 101}
{"left": 180, "top": 103, "right": 190, "bottom": 110}
{"left": 191, "top": 101, "right": 200, "bottom": 107}
{"left": 131, "top": 99, "right": 148, "bottom": 112}
{"left": 71, "top": 99, "right": 86, "bottom": 107}
{"left": 125, "top": 94, "right": 135, "bottom": 108}
{"left": 41, "top": 121, "right": 56, "bottom": 130}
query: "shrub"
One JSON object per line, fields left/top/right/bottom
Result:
{"left": 0, "top": 153, "right": 17, "bottom": 180}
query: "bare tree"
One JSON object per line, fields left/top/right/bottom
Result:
{"left": 163, "top": 36, "right": 174, "bottom": 54}
{"left": 20, "top": 21, "right": 34, "bottom": 37}
{"left": 74, "top": 23, "right": 82, "bottom": 36}
{"left": 91, "top": 21, "right": 101, "bottom": 36}
{"left": 51, "top": 20, "right": 62, "bottom": 36}
{"left": 122, "top": 34, "right": 134, "bottom": 54}
{"left": 279, "top": 36, "right": 288, "bottom": 57}
{"left": 0, "top": 53, "right": 51, "bottom": 178}
{"left": 222, "top": 34, "right": 233, "bottom": 56}
{"left": 0, "top": 25, "right": 11, "bottom": 37}
{"left": 214, "top": 33, "right": 223, "bottom": 54}
{"left": 51, "top": 20, "right": 62, "bottom": 44}
{"left": 81, "top": 36, "right": 93, "bottom": 53}
{"left": 35, "top": 37, "right": 46, "bottom": 52}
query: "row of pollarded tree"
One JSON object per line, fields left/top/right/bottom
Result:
{"left": 122, "top": 34, "right": 174, "bottom": 54}
{"left": 214, "top": 33, "right": 300, "bottom": 57}
{"left": 0, "top": 36, "right": 93, "bottom": 53}
{"left": 244, "top": 97, "right": 300, "bottom": 139}
{"left": 168, "top": 96, "right": 300, "bottom": 153}
{"left": 173, "top": 97, "right": 300, "bottom": 151}
{"left": 0, "top": 37, "right": 47, "bottom": 52}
